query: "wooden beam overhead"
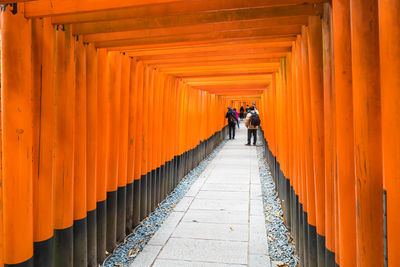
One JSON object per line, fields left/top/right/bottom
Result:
{"left": 185, "top": 79, "right": 272, "bottom": 86}
{"left": 162, "top": 67, "right": 280, "bottom": 76}
{"left": 24, "top": 0, "right": 187, "bottom": 18}
{"left": 159, "top": 62, "right": 280, "bottom": 71}
{"left": 134, "top": 47, "right": 291, "bottom": 60}
{"left": 173, "top": 70, "right": 276, "bottom": 77}
{"left": 93, "top": 25, "right": 301, "bottom": 48}
{"left": 188, "top": 81, "right": 271, "bottom": 87}
{"left": 149, "top": 58, "right": 281, "bottom": 68}
{"left": 210, "top": 90, "right": 264, "bottom": 95}
{"left": 82, "top": 17, "right": 308, "bottom": 43}
{"left": 0, "top": 0, "right": 34, "bottom": 3}
{"left": 183, "top": 74, "right": 272, "bottom": 83}
{"left": 107, "top": 36, "right": 296, "bottom": 52}
{"left": 178, "top": 73, "right": 274, "bottom": 79}
{"left": 191, "top": 83, "right": 270, "bottom": 90}
{"left": 144, "top": 57, "right": 281, "bottom": 66}
{"left": 50, "top": 0, "right": 328, "bottom": 24}
{"left": 122, "top": 37, "right": 294, "bottom": 55}
{"left": 142, "top": 56, "right": 283, "bottom": 65}
{"left": 72, "top": 4, "right": 323, "bottom": 35}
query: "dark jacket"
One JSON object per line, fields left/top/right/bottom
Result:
{"left": 225, "top": 110, "right": 237, "bottom": 125}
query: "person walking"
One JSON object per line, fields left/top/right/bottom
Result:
{"left": 225, "top": 107, "right": 237, "bottom": 139}
{"left": 239, "top": 106, "right": 245, "bottom": 120}
{"left": 245, "top": 106, "right": 261, "bottom": 145}
{"left": 233, "top": 108, "right": 240, "bottom": 128}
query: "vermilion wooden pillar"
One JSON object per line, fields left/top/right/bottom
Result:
{"left": 133, "top": 61, "right": 144, "bottom": 225}
{"left": 73, "top": 36, "right": 88, "bottom": 267}
{"left": 295, "top": 35, "right": 306, "bottom": 265}
{"left": 53, "top": 24, "right": 75, "bottom": 267}
{"left": 96, "top": 48, "right": 109, "bottom": 263}
{"left": 350, "top": 0, "right": 383, "bottom": 266}
{"left": 31, "top": 17, "right": 55, "bottom": 267}
{"left": 307, "top": 16, "right": 326, "bottom": 267}
{"left": 106, "top": 51, "right": 121, "bottom": 252}
{"left": 321, "top": 4, "right": 337, "bottom": 266}
{"left": 140, "top": 66, "right": 150, "bottom": 220}
{"left": 126, "top": 59, "right": 138, "bottom": 232}
{"left": 332, "top": 0, "right": 357, "bottom": 266}
{"left": 379, "top": 0, "right": 400, "bottom": 265}
{"left": 301, "top": 26, "right": 317, "bottom": 267}
{"left": 86, "top": 43, "right": 98, "bottom": 267}
{"left": 1, "top": 4, "right": 34, "bottom": 266}
{"left": 117, "top": 54, "right": 130, "bottom": 243}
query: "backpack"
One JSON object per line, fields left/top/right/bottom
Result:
{"left": 250, "top": 112, "right": 260, "bottom": 126}
{"left": 228, "top": 112, "right": 236, "bottom": 124}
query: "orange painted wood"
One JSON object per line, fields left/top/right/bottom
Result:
{"left": 118, "top": 55, "right": 130, "bottom": 188}
{"left": 31, "top": 17, "right": 55, "bottom": 244}
{"left": 108, "top": 36, "right": 296, "bottom": 52}
{"left": 24, "top": 0, "right": 188, "bottom": 18}
{"left": 307, "top": 16, "right": 325, "bottom": 237}
{"left": 31, "top": 18, "right": 43, "bottom": 246}
{"left": 321, "top": 4, "right": 337, "bottom": 259}
{"left": 151, "top": 59, "right": 281, "bottom": 69}
{"left": 141, "top": 66, "right": 150, "bottom": 176}
{"left": 93, "top": 26, "right": 301, "bottom": 48}
{"left": 74, "top": 36, "right": 88, "bottom": 221}
{"left": 332, "top": 1, "right": 356, "bottom": 265}
{"left": 83, "top": 17, "right": 307, "bottom": 43}
{"left": 123, "top": 38, "right": 294, "bottom": 56}
{"left": 350, "top": 0, "right": 383, "bottom": 265}
{"left": 53, "top": 24, "right": 75, "bottom": 231}
{"left": 72, "top": 4, "right": 322, "bottom": 35}
{"left": 379, "top": 0, "right": 400, "bottom": 265}
{"left": 1, "top": 4, "right": 34, "bottom": 264}
{"left": 51, "top": 0, "right": 328, "bottom": 24}
{"left": 86, "top": 43, "right": 98, "bottom": 213}
{"left": 301, "top": 27, "right": 316, "bottom": 228}
{"left": 96, "top": 48, "right": 109, "bottom": 204}
{"left": 106, "top": 52, "right": 122, "bottom": 193}
{"left": 127, "top": 60, "right": 138, "bottom": 183}
{"left": 139, "top": 53, "right": 288, "bottom": 64}
{"left": 134, "top": 61, "right": 145, "bottom": 178}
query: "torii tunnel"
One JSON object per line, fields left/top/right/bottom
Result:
{"left": 0, "top": 0, "right": 399, "bottom": 266}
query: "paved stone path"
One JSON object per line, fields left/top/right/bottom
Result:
{"left": 131, "top": 122, "right": 270, "bottom": 267}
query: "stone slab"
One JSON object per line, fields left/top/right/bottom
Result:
{"left": 157, "top": 238, "right": 248, "bottom": 265}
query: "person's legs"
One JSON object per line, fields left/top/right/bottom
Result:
{"left": 237, "top": 120, "right": 240, "bottom": 128}
{"left": 228, "top": 125, "right": 232, "bottom": 139}
{"left": 247, "top": 129, "right": 251, "bottom": 145}
{"left": 232, "top": 124, "right": 236, "bottom": 139}
{"left": 253, "top": 129, "right": 257, "bottom": 145}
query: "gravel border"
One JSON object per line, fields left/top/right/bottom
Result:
{"left": 103, "top": 138, "right": 228, "bottom": 267}
{"left": 256, "top": 137, "right": 299, "bottom": 267}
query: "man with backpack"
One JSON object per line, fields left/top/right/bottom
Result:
{"left": 225, "top": 107, "right": 237, "bottom": 139}
{"left": 245, "top": 106, "right": 261, "bottom": 145}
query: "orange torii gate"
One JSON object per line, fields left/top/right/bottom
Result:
{"left": 0, "top": 0, "right": 399, "bottom": 267}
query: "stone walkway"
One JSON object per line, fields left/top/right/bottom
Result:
{"left": 131, "top": 122, "right": 270, "bottom": 267}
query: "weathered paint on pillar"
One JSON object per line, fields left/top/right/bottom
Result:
{"left": 350, "top": 0, "right": 383, "bottom": 266}
{"left": 379, "top": 0, "right": 400, "bottom": 266}
{"left": 332, "top": 0, "right": 357, "bottom": 266}
{"left": 1, "top": 4, "right": 34, "bottom": 266}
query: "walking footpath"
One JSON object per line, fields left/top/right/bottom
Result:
{"left": 131, "top": 123, "right": 271, "bottom": 267}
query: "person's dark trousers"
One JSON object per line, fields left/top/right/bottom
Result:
{"left": 237, "top": 120, "right": 240, "bottom": 128}
{"left": 247, "top": 129, "right": 257, "bottom": 144}
{"left": 229, "top": 123, "right": 236, "bottom": 139}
